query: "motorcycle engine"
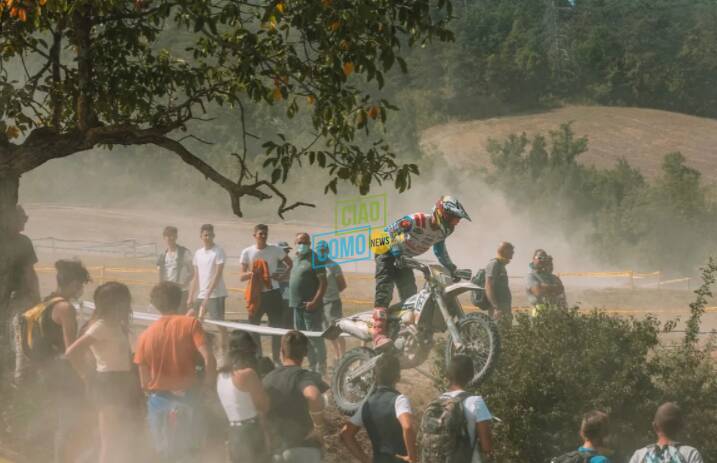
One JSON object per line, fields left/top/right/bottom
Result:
{"left": 394, "top": 324, "right": 431, "bottom": 369}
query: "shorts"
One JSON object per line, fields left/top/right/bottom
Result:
{"left": 322, "top": 299, "right": 342, "bottom": 329}
{"left": 194, "top": 297, "right": 226, "bottom": 320}
{"left": 91, "top": 370, "right": 141, "bottom": 409}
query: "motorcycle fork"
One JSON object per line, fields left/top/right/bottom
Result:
{"left": 434, "top": 287, "right": 464, "bottom": 350}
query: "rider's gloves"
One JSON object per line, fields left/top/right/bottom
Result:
{"left": 447, "top": 263, "right": 459, "bottom": 282}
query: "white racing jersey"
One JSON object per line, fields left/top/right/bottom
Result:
{"left": 385, "top": 212, "right": 455, "bottom": 268}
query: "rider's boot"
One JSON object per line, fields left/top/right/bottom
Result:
{"left": 372, "top": 307, "right": 393, "bottom": 351}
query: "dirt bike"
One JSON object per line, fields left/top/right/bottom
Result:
{"left": 326, "top": 255, "right": 500, "bottom": 415}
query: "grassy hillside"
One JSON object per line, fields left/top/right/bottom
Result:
{"left": 421, "top": 105, "right": 717, "bottom": 181}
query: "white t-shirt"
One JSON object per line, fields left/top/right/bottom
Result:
{"left": 349, "top": 393, "right": 413, "bottom": 427}
{"left": 239, "top": 244, "right": 286, "bottom": 292}
{"left": 193, "top": 245, "right": 228, "bottom": 299}
{"left": 440, "top": 390, "right": 492, "bottom": 449}
{"left": 84, "top": 319, "right": 132, "bottom": 372}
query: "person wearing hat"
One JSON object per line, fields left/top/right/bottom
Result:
{"left": 276, "top": 240, "right": 294, "bottom": 331}
{"left": 525, "top": 249, "right": 566, "bottom": 316}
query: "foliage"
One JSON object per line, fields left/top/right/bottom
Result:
{"left": 0, "top": 0, "right": 454, "bottom": 216}
{"left": 482, "top": 123, "right": 717, "bottom": 273}
{"left": 434, "top": 260, "right": 717, "bottom": 461}
{"left": 446, "top": 0, "right": 717, "bottom": 118}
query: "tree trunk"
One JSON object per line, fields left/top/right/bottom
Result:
{"left": 0, "top": 171, "right": 20, "bottom": 379}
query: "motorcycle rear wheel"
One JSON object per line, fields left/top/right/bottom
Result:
{"left": 331, "top": 347, "right": 376, "bottom": 415}
{"left": 444, "top": 312, "right": 500, "bottom": 387}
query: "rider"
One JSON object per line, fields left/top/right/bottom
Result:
{"left": 372, "top": 195, "right": 471, "bottom": 350}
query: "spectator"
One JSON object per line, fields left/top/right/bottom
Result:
{"left": 628, "top": 402, "right": 703, "bottom": 463}
{"left": 424, "top": 355, "right": 493, "bottom": 463}
{"left": 485, "top": 241, "right": 514, "bottom": 323}
{"left": 8, "top": 205, "right": 40, "bottom": 311}
{"left": 316, "top": 240, "right": 347, "bottom": 362}
{"left": 553, "top": 410, "right": 611, "bottom": 463}
{"left": 240, "top": 224, "right": 293, "bottom": 363}
{"left": 276, "top": 241, "right": 293, "bottom": 328}
{"left": 156, "top": 226, "right": 194, "bottom": 308}
{"left": 188, "top": 223, "right": 228, "bottom": 320}
{"left": 134, "top": 281, "right": 217, "bottom": 463}
{"left": 31, "top": 260, "right": 92, "bottom": 463}
{"left": 340, "top": 354, "right": 417, "bottom": 463}
{"left": 288, "top": 233, "right": 327, "bottom": 375}
{"left": 526, "top": 249, "right": 567, "bottom": 316}
{"left": 65, "top": 282, "right": 138, "bottom": 463}
{"left": 217, "top": 331, "right": 270, "bottom": 463}
{"left": 263, "top": 330, "right": 328, "bottom": 462}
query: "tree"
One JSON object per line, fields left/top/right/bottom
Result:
{"left": 0, "top": 0, "right": 453, "bottom": 374}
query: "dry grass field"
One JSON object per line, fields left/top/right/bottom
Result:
{"left": 421, "top": 105, "right": 717, "bottom": 181}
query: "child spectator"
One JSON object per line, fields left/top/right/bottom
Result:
{"left": 29, "top": 259, "right": 92, "bottom": 463}
{"left": 628, "top": 402, "right": 703, "bottom": 463}
{"left": 188, "top": 223, "right": 228, "bottom": 320}
{"left": 65, "top": 282, "right": 138, "bottom": 463}
{"left": 341, "top": 354, "right": 417, "bottom": 463}
{"left": 263, "top": 330, "right": 328, "bottom": 462}
{"left": 422, "top": 355, "right": 493, "bottom": 463}
{"left": 217, "top": 331, "right": 270, "bottom": 463}
{"left": 134, "top": 281, "right": 217, "bottom": 462}
{"left": 552, "top": 410, "right": 611, "bottom": 463}
{"left": 157, "top": 226, "right": 194, "bottom": 308}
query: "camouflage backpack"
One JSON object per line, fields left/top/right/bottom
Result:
{"left": 420, "top": 392, "right": 473, "bottom": 463}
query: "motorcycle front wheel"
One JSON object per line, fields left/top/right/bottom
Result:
{"left": 444, "top": 312, "right": 500, "bottom": 387}
{"left": 331, "top": 347, "right": 376, "bottom": 415}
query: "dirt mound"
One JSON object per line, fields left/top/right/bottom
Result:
{"left": 420, "top": 105, "right": 717, "bottom": 181}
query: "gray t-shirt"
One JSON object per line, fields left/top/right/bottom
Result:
{"left": 323, "top": 260, "right": 344, "bottom": 303}
{"left": 485, "top": 258, "right": 511, "bottom": 311}
{"left": 525, "top": 270, "right": 565, "bottom": 307}
{"left": 628, "top": 444, "right": 703, "bottom": 463}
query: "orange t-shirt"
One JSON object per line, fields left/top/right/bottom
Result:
{"left": 133, "top": 315, "right": 206, "bottom": 392}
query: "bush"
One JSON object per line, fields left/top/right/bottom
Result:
{"left": 435, "top": 261, "right": 717, "bottom": 462}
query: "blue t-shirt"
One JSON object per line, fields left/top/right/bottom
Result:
{"left": 578, "top": 447, "right": 610, "bottom": 463}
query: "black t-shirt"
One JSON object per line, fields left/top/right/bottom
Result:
{"left": 8, "top": 234, "right": 38, "bottom": 299}
{"left": 262, "top": 365, "right": 329, "bottom": 449}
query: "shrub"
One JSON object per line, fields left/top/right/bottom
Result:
{"left": 434, "top": 260, "right": 717, "bottom": 462}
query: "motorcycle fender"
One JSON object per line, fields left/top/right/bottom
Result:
{"left": 445, "top": 281, "right": 482, "bottom": 298}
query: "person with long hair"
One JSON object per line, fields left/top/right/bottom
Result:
{"left": 66, "top": 281, "right": 137, "bottom": 463}
{"left": 217, "top": 330, "right": 270, "bottom": 463}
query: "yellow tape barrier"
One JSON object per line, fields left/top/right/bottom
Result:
{"left": 36, "top": 264, "right": 694, "bottom": 310}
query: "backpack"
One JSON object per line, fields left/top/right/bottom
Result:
{"left": 550, "top": 450, "right": 598, "bottom": 463}
{"left": 470, "top": 268, "right": 491, "bottom": 310}
{"left": 420, "top": 392, "right": 473, "bottom": 463}
{"left": 642, "top": 444, "right": 688, "bottom": 463}
{"left": 16, "top": 297, "right": 66, "bottom": 363}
